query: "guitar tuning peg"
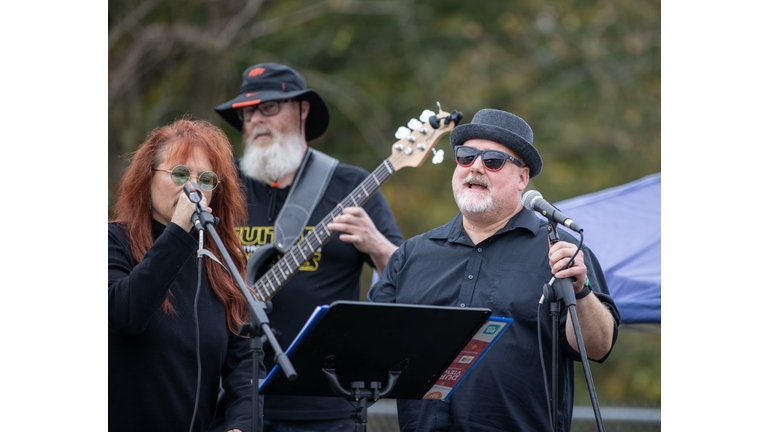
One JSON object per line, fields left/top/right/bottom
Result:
{"left": 395, "top": 126, "right": 411, "bottom": 140}
{"left": 420, "top": 110, "right": 436, "bottom": 123}
{"left": 407, "top": 118, "right": 422, "bottom": 130}
{"left": 431, "top": 148, "right": 445, "bottom": 165}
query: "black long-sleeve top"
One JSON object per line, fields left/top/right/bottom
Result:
{"left": 109, "top": 220, "right": 263, "bottom": 432}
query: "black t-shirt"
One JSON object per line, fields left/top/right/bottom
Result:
{"left": 236, "top": 155, "right": 404, "bottom": 421}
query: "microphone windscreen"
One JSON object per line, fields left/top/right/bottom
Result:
{"left": 522, "top": 190, "right": 542, "bottom": 211}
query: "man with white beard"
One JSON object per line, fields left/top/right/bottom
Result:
{"left": 368, "top": 109, "right": 620, "bottom": 432}
{"left": 214, "top": 63, "right": 403, "bottom": 431}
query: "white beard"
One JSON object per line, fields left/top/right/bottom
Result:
{"left": 240, "top": 128, "right": 305, "bottom": 184}
{"left": 454, "top": 174, "right": 493, "bottom": 213}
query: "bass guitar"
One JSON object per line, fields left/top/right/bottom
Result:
{"left": 246, "top": 108, "right": 463, "bottom": 302}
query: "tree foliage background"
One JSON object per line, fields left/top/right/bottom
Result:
{"left": 109, "top": 0, "right": 661, "bottom": 414}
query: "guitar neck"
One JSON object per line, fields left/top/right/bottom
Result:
{"left": 253, "top": 158, "right": 396, "bottom": 301}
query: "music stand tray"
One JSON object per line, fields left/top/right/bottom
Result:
{"left": 259, "top": 300, "right": 509, "bottom": 430}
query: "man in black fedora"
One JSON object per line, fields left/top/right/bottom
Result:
{"left": 214, "top": 62, "right": 404, "bottom": 431}
{"left": 368, "top": 109, "right": 620, "bottom": 431}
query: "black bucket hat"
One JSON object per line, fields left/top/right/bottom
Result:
{"left": 214, "top": 63, "right": 330, "bottom": 141}
{"left": 450, "top": 109, "right": 542, "bottom": 177}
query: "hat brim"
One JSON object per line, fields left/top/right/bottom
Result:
{"left": 214, "top": 89, "right": 329, "bottom": 141}
{"left": 450, "top": 123, "right": 542, "bottom": 177}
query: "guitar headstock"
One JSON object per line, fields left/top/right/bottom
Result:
{"left": 389, "top": 108, "right": 463, "bottom": 171}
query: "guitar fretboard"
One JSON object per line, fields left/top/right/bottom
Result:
{"left": 252, "top": 159, "right": 396, "bottom": 301}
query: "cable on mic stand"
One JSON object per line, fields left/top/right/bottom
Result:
{"left": 183, "top": 182, "right": 296, "bottom": 432}
{"left": 538, "top": 220, "right": 605, "bottom": 432}
{"left": 179, "top": 184, "right": 214, "bottom": 432}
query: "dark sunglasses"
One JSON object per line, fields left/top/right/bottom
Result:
{"left": 454, "top": 145, "right": 524, "bottom": 172}
{"left": 153, "top": 165, "right": 220, "bottom": 191}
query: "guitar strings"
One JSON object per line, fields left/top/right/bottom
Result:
{"left": 249, "top": 119, "right": 451, "bottom": 302}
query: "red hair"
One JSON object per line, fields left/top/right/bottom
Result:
{"left": 111, "top": 116, "right": 252, "bottom": 334}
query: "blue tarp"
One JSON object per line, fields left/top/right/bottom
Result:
{"left": 554, "top": 173, "right": 661, "bottom": 324}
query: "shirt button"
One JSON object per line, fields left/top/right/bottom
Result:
{"left": 460, "top": 303, "right": 466, "bottom": 308}
{"left": 468, "top": 275, "right": 474, "bottom": 280}
{"left": 477, "top": 248, "right": 483, "bottom": 253}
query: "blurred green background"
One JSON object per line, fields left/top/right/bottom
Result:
{"left": 108, "top": 0, "right": 660, "bottom": 428}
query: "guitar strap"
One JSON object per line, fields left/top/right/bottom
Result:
{"left": 272, "top": 148, "right": 338, "bottom": 253}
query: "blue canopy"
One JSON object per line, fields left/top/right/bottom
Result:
{"left": 554, "top": 173, "right": 661, "bottom": 324}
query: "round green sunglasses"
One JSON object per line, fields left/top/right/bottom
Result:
{"left": 153, "top": 165, "right": 220, "bottom": 191}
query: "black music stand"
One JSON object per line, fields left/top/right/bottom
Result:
{"left": 259, "top": 301, "right": 493, "bottom": 432}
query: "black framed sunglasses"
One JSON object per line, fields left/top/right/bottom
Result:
{"left": 153, "top": 165, "right": 220, "bottom": 191}
{"left": 453, "top": 145, "right": 524, "bottom": 172}
{"left": 237, "top": 99, "right": 295, "bottom": 122}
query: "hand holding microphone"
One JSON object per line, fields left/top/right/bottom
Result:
{"left": 169, "top": 186, "right": 206, "bottom": 231}
{"left": 525, "top": 190, "right": 589, "bottom": 296}
{"left": 182, "top": 182, "right": 219, "bottom": 231}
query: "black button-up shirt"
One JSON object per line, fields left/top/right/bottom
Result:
{"left": 368, "top": 209, "right": 620, "bottom": 432}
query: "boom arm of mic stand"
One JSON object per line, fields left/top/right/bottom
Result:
{"left": 193, "top": 208, "right": 296, "bottom": 379}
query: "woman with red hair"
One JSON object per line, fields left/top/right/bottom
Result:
{"left": 109, "top": 117, "right": 263, "bottom": 432}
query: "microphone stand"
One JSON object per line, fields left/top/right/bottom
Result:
{"left": 184, "top": 183, "right": 297, "bottom": 432}
{"left": 543, "top": 221, "right": 605, "bottom": 432}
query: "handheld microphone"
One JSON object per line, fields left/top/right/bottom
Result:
{"left": 183, "top": 183, "right": 220, "bottom": 228}
{"left": 183, "top": 184, "right": 205, "bottom": 231}
{"left": 184, "top": 183, "right": 202, "bottom": 204}
{"left": 523, "top": 190, "right": 583, "bottom": 232}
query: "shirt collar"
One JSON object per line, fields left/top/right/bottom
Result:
{"left": 429, "top": 208, "right": 541, "bottom": 244}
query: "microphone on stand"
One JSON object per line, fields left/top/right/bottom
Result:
{"left": 184, "top": 183, "right": 220, "bottom": 229}
{"left": 184, "top": 183, "right": 225, "bottom": 268}
{"left": 184, "top": 184, "right": 204, "bottom": 231}
{"left": 523, "top": 190, "right": 582, "bottom": 232}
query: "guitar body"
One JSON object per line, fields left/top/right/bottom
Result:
{"left": 246, "top": 243, "right": 278, "bottom": 296}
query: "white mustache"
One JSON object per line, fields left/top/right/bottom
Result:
{"left": 461, "top": 174, "right": 490, "bottom": 189}
{"left": 248, "top": 127, "right": 272, "bottom": 139}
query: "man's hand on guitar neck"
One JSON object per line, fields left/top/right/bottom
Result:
{"left": 327, "top": 207, "right": 398, "bottom": 275}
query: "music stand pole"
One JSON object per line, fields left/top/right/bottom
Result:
{"left": 185, "top": 183, "right": 296, "bottom": 432}
{"left": 322, "top": 358, "right": 404, "bottom": 432}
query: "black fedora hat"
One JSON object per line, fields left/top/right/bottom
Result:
{"left": 450, "top": 109, "right": 542, "bottom": 177}
{"left": 214, "top": 63, "right": 330, "bottom": 141}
